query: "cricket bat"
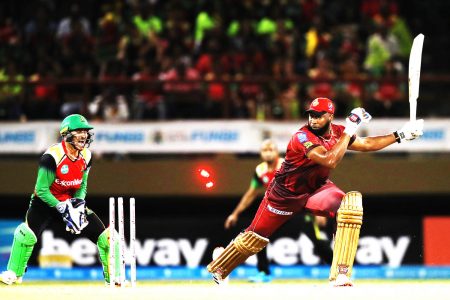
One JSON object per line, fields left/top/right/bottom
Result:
{"left": 408, "top": 34, "right": 425, "bottom": 121}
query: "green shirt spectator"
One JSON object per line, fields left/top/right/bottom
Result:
{"left": 133, "top": 15, "right": 163, "bottom": 37}
{"left": 195, "top": 11, "right": 215, "bottom": 43}
{"left": 0, "top": 68, "right": 25, "bottom": 99}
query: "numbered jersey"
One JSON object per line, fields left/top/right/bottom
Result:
{"left": 251, "top": 158, "right": 284, "bottom": 189}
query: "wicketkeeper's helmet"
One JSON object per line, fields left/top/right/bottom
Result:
{"left": 59, "top": 114, "right": 94, "bottom": 148}
{"left": 60, "top": 114, "right": 94, "bottom": 136}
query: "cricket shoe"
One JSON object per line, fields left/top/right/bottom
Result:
{"left": 0, "top": 270, "right": 22, "bottom": 285}
{"left": 104, "top": 280, "right": 130, "bottom": 287}
{"left": 248, "top": 271, "right": 272, "bottom": 283}
{"left": 332, "top": 274, "right": 354, "bottom": 287}
{"left": 211, "top": 247, "right": 229, "bottom": 286}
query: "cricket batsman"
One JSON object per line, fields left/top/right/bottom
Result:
{"left": 208, "top": 97, "right": 424, "bottom": 286}
{"left": 0, "top": 114, "right": 120, "bottom": 285}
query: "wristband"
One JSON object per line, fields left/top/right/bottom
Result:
{"left": 393, "top": 131, "right": 401, "bottom": 143}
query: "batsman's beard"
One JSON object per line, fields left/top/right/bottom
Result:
{"left": 308, "top": 120, "right": 331, "bottom": 136}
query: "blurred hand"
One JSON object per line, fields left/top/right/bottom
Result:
{"left": 314, "top": 215, "right": 328, "bottom": 228}
{"left": 224, "top": 214, "right": 238, "bottom": 229}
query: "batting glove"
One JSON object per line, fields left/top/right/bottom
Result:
{"left": 394, "top": 119, "right": 424, "bottom": 142}
{"left": 344, "top": 108, "right": 372, "bottom": 136}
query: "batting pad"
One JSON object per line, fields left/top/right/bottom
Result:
{"left": 7, "top": 223, "right": 37, "bottom": 277}
{"left": 329, "top": 191, "right": 363, "bottom": 281}
{"left": 207, "top": 231, "right": 269, "bottom": 280}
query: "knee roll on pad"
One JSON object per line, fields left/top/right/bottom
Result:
{"left": 207, "top": 231, "right": 269, "bottom": 280}
{"left": 97, "top": 228, "right": 109, "bottom": 249}
{"left": 14, "top": 223, "right": 37, "bottom": 245}
{"left": 329, "top": 191, "right": 363, "bottom": 281}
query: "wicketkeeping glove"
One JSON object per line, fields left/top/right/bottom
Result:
{"left": 56, "top": 198, "right": 89, "bottom": 234}
{"left": 344, "top": 107, "right": 372, "bottom": 136}
{"left": 394, "top": 119, "right": 424, "bottom": 142}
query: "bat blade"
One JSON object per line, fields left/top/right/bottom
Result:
{"left": 408, "top": 33, "right": 424, "bottom": 121}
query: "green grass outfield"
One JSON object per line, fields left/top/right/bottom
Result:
{"left": 1, "top": 279, "right": 450, "bottom": 300}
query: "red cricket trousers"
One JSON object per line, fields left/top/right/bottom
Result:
{"left": 247, "top": 181, "right": 345, "bottom": 238}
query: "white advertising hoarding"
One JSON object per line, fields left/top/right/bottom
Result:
{"left": 0, "top": 119, "right": 448, "bottom": 154}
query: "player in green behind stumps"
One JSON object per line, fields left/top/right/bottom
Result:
{"left": 0, "top": 114, "right": 120, "bottom": 286}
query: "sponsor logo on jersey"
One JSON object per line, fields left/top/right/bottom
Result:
{"left": 297, "top": 132, "right": 308, "bottom": 143}
{"left": 303, "top": 141, "right": 313, "bottom": 148}
{"left": 267, "top": 204, "right": 293, "bottom": 216}
{"left": 61, "top": 165, "right": 69, "bottom": 174}
{"left": 55, "top": 179, "right": 83, "bottom": 187}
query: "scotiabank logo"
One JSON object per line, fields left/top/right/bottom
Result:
{"left": 55, "top": 179, "right": 83, "bottom": 187}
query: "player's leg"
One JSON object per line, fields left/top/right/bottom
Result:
{"left": 248, "top": 247, "right": 272, "bottom": 283}
{"left": 1, "top": 223, "right": 37, "bottom": 285}
{"left": 302, "top": 214, "right": 333, "bottom": 264}
{"left": 256, "top": 247, "right": 270, "bottom": 275}
{"left": 329, "top": 191, "right": 363, "bottom": 286}
{"left": 207, "top": 231, "right": 269, "bottom": 283}
{"left": 84, "top": 208, "right": 121, "bottom": 284}
{"left": 1, "top": 198, "right": 54, "bottom": 285}
{"left": 305, "top": 185, "right": 363, "bottom": 286}
{"left": 207, "top": 196, "right": 297, "bottom": 282}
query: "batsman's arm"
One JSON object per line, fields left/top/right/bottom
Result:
{"left": 348, "top": 134, "right": 397, "bottom": 152}
{"left": 34, "top": 154, "right": 59, "bottom": 207}
{"left": 307, "top": 134, "right": 352, "bottom": 169}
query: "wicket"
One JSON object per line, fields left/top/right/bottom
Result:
{"left": 109, "top": 197, "right": 137, "bottom": 287}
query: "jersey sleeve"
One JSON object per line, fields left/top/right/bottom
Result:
{"left": 34, "top": 154, "right": 60, "bottom": 207}
{"left": 290, "top": 130, "right": 321, "bottom": 156}
{"left": 249, "top": 171, "right": 263, "bottom": 189}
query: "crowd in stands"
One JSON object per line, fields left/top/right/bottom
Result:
{"left": 0, "top": 0, "right": 422, "bottom": 122}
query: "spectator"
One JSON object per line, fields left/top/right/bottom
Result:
{"left": 56, "top": 3, "right": 90, "bottom": 39}
{"left": 132, "top": 59, "right": 165, "bottom": 120}
{"left": 26, "top": 62, "right": 59, "bottom": 120}
{"left": 307, "top": 55, "right": 337, "bottom": 103}
{"left": 24, "top": 6, "right": 58, "bottom": 70}
{"left": 363, "top": 24, "right": 399, "bottom": 76}
{"left": 367, "top": 58, "right": 406, "bottom": 117}
{"left": 159, "top": 58, "right": 202, "bottom": 119}
{"left": 272, "top": 82, "right": 300, "bottom": 120}
{"left": 132, "top": 2, "right": 163, "bottom": 39}
{"left": 88, "top": 87, "right": 129, "bottom": 122}
{"left": 95, "top": 8, "right": 122, "bottom": 66}
{"left": 0, "top": 61, "right": 25, "bottom": 120}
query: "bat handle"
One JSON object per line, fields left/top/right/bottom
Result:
{"left": 409, "top": 100, "right": 417, "bottom": 121}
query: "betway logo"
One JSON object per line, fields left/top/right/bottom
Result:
{"left": 40, "top": 231, "right": 207, "bottom": 267}
{"left": 39, "top": 231, "right": 410, "bottom": 267}
{"left": 55, "top": 179, "right": 83, "bottom": 187}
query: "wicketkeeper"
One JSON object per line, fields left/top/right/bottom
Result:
{"left": 0, "top": 114, "right": 120, "bottom": 285}
{"left": 208, "top": 97, "right": 424, "bottom": 286}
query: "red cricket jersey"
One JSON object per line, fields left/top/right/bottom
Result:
{"left": 252, "top": 158, "right": 284, "bottom": 189}
{"left": 273, "top": 123, "right": 355, "bottom": 195}
{"left": 43, "top": 142, "right": 92, "bottom": 201}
